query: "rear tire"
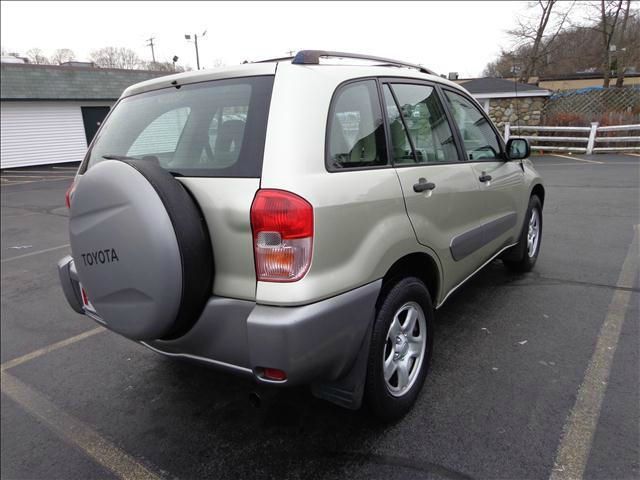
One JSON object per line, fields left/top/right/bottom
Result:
{"left": 503, "top": 195, "right": 542, "bottom": 273}
{"left": 364, "top": 277, "right": 434, "bottom": 421}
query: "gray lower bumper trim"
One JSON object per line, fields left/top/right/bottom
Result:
{"left": 140, "top": 342, "right": 253, "bottom": 375}
{"left": 57, "top": 256, "right": 84, "bottom": 314}
{"left": 58, "top": 252, "right": 382, "bottom": 387}
{"left": 247, "top": 280, "right": 382, "bottom": 385}
{"left": 145, "top": 281, "right": 382, "bottom": 385}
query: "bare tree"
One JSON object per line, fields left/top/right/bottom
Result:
{"left": 484, "top": 3, "right": 639, "bottom": 79}
{"left": 51, "top": 48, "right": 76, "bottom": 65}
{"left": 144, "top": 60, "right": 185, "bottom": 72}
{"left": 596, "top": 0, "right": 624, "bottom": 87}
{"left": 26, "top": 48, "right": 49, "bottom": 64}
{"left": 90, "top": 47, "right": 142, "bottom": 69}
{"left": 506, "top": 1, "right": 574, "bottom": 82}
{"left": 614, "top": 0, "right": 631, "bottom": 87}
{"left": 483, "top": 48, "right": 527, "bottom": 77}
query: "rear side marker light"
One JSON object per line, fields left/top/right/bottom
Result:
{"left": 250, "top": 189, "right": 313, "bottom": 282}
{"left": 81, "top": 287, "right": 89, "bottom": 306}
{"left": 65, "top": 181, "right": 76, "bottom": 209}
{"left": 263, "top": 368, "right": 287, "bottom": 381}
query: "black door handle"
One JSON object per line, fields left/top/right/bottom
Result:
{"left": 479, "top": 173, "right": 492, "bottom": 182}
{"left": 413, "top": 178, "right": 436, "bottom": 193}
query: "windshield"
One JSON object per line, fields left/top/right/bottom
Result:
{"left": 83, "top": 75, "right": 274, "bottom": 177}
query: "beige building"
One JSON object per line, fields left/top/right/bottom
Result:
{"left": 536, "top": 73, "right": 640, "bottom": 91}
{"left": 489, "top": 73, "right": 640, "bottom": 91}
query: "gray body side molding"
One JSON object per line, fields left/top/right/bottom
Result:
{"left": 450, "top": 212, "right": 517, "bottom": 261}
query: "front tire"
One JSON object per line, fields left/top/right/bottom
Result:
{"left": 364, "top": 277, "right": 434, "bottom": 421}
{"left": 503, "top": 195, "right": 543, "bottom": 273}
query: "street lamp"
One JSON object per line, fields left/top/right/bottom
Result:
{"left": 185, "top": 30, "right": 207, "bottom": 70}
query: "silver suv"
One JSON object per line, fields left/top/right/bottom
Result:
{"left": 58, "top": 51, "right": 544, "bottom": 419}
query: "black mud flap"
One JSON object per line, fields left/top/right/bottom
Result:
{"left": 310, "top": 323, "right": 373, "bottom": 410}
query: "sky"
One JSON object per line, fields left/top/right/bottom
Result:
{"left": 1, "top": 1, "right": 531, "bottom": 78}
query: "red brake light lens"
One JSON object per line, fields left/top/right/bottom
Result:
{"left": 250, "top": 189, "right": 313, "bottom": 282}
{"left": 263, "top": 368, "right": 287, "bottom": 381}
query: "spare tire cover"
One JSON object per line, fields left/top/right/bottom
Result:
{"left": 69, "top": 159, "right": 213, "bottom": 340}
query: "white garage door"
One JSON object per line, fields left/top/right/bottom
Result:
{"left": 1, "top": 102, "right": 89, "bottom": 169}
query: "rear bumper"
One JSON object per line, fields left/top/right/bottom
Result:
{"left": 58, "top": 255, "right": 381, "bottom": 386}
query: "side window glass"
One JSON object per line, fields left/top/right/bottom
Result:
{"left": 128, "top": 107, "right": 190, "bottom": 157}
{"left": 383, "top": 85, "right": 415, "bottom": 164}
{"left": 327, "top": 80, "right": 388, "bottom": 169}
{"left": 387, "top": 83, "right": 459, "bottom": 163}
{"left": 444, "top": 90, "right": 501, "bottom": 161}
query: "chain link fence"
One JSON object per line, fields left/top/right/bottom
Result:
{"left": 542, "top": 86, "right": 640, "bottom": 126}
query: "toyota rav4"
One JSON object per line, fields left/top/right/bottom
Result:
{"left": 58, "top": 51, "right": 544, "bottom": 420}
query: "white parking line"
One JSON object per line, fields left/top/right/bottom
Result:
{"left": 1, "top": 372, "right": 161, "bottom": 480}
{"left": 624, "top": 153, "right": 640, "bottom": 158}
{"left": 1, "top": 175, "right": 74, "bottom": 179}
{"left": 1, "top": 327, "right": 105, "bottom": 372}
{"left": 1, "top": 244, "right": 70, "bottom": 263}
{"left": 1, "top": 177, "right": 74, "bottom": 186}
{"left": 549, "top": 153, "right": 603, "bottom": 164}
{"left": 1, "top": 170, "right": 74, "bottom": 174}
{"left": 550, "top": 225, "right": 639, "bottom": 480}
{"left": 535, "top": 162, "right": 635, "bottom": 167}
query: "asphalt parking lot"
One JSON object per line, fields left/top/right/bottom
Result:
{"left": 1, "top": 154, "right": 638, "bottom": 480}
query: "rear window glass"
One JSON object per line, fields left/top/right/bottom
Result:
{"left": 83, "top": 76, "right": 274, "bottom": 177}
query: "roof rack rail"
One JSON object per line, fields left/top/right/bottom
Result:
{"left": 252, "top": 55, "right": 294, "bottom": 64}
{"left": 291, "top": 50, "right": 436, "bottom": 76}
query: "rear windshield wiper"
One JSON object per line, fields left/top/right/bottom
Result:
{"left": 102, "top": 154, "right": 141, "bottom": 161}
{"left": 102, "top": 154, "right": 182, "bottom": 177}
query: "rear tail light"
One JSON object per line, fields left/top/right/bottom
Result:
{"left": 65, "top": 181, "right": 76, "bottom": 209}
{"left": 250, "top": 189, "right": 313, "bottom": 282}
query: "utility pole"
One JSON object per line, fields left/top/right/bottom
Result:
{"left": 146, "top": 37, "right": 156, "bottom": 63}
{"left": 194, "top": 34, "right": 200, "bottom": 70}
{"left": 185, "top": 30, "right": 206, "bottom": 70}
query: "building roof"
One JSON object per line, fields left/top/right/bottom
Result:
{"left": 456, "top": 77, "right": 550, "bottom": 98}
{"left": 1, "top": 63, "right": 171, "bottom": 101}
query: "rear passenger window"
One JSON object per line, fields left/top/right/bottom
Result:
{"left": 386, "top": 83, "right": 458, "bottom": 164}
{"left": 444, "top": 90, "right": 501, "bottom": 161}
{"left": 327, "top": 80, "right": 388, "bottom": 170}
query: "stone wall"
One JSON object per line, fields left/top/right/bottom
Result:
{"left": 487, "top": 97, "right": 546, "bottom": 130}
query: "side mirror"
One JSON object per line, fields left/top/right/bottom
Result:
{"left": 506, "top": 138, "right": 530, "bottom": 160}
